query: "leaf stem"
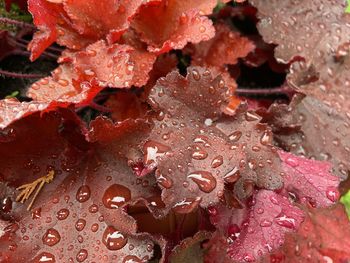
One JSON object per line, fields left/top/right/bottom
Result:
{"left": 0, "top": 69, "right": 45, "bottom": 78}
{"left": 0, "top": 17, "right": 35, "bottom": 29}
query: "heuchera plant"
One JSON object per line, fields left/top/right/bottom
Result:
{"left": 0, "top": 0, "right": 350, "bottom": 262}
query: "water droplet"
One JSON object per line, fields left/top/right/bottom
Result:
{"left": 192, "top": 148, "right": 208, "bottom": 160}
{"left": 56, "top": 208, "right": 69, "bottom": 220}
{"left": 75, "top": 219, "right": 86, "bottom": 231}
{"left": 326, "top": 187, "right": 339, "bottom": 202}
{"left": 32, "top": 207, "right": 42, "bottom": 219}
{"left": 260, "top": 130, "right": 272, "bottom": 145}
{"left": 211, "top": 155, "right": 223, "bottom": 168}
{"left": 32, "top": 252, "right": 56, "bottom": 263}
{"left": 275, "top": 214, "right": 296, "bottom": 229}
{"left": 243, "top": 253, "right": 255, "bottom": 262}
{"left": 155, "top": 170, "right": 173, "bottom": 189}
{"left": 42, "top": 228, "right": 61, "bottom": 246}
{"left": 187, "top": 171, "right": 216, "bottom": 193}
{"left": 1, "top": 197, "right": 12, "bottom": 213}
{"left": 76, "top": 249, "right": 88, "bottom": 262}
{"left": 123, "top": 255, "right": 143, "bottom": 263}
{"left": 144, "top": 140, "right": 170, "bottom": 165}
{"left": 229, "top": 131, "right": 242, "bottom": 142}
{"left": 245, "top": 112, "right": 260, "bottom": 122}
{"left": 260, "top": 219, "right": 272, "bottom": 227}
{"left": 76, "top": 185, "right": 91, "bottom": 203}
{"left": 285, "top": 156, "right": 299, "bottom": 167}
{"left": 173, "top": 197, "right": 201, "bottom": 214}
{"left": 192, "top": 69, "right": 201, "bottom": 81}
{"left": 223, "top": 167, "right": 240, "bottom": 183}
{"left": 91, "top": 223, "right": 99, "bottom": 232}
{"left": 102, "top": 226, "right": 128, "bottom": 250}
{"left": 102, "top": 184, "right": 131, "bottom": 209}
{"left": 227, "top": 224, "right": 240, "bottom": 242}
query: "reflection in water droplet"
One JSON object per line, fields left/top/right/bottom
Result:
{"left": 275, "top": 214, "right": 296, "bottom": 229}
{"left": 187, "top": 171, "right": 216, "bottom": 193}
{"left": 42, "top": 228, "right": 61, "bottom": 246}
{"left": 75, "top": 219, "right": 86, "bottom": 231}
{"left": 76, "top": 185, "right": 91, "bottom": 203}
{"left": 76, "top": 249, "right": 88, "bottom": 262}
{"left": 32, "top": 252, "right": 56, "bottom": 263}
{"left": 122, "top": 255, "right": 143, "bottom": 263}
{"left": 223, "top": 167, "right": 240, "bottom": 183}
{"left": 325, "top": 186, "right": 339, "bottom": 202}
{"left": 56, "top": 208, "right": 70, "bottom": 220}
{"left": 102, "top": 184, "right": 131, "bottom": 209}
{"left": 172, "top": 197, "right": 201, "bottom": 214}
{"left": 191, "top": 148, "right": 208, "bottom": 160}
{"left": 102, "top": 226, "right": 128, "bottom": 250}
{"left": 229, "top": 131, "right": 242, "bottom": 142}
{"left": 155, "top": 170, "right": 173, "bottom": 189}
{"left": 211, "top": 155, "right": 223, "bottom": 168}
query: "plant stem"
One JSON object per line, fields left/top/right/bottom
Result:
{"left": 0, "top": 17, "right": 35, "bottom": 29}
{"left": 0, "top": 69, "right": 45, "bottom": 78}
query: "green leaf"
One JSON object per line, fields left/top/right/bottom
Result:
{"left": 346, "top": 0, "right": 350, "bottom": 13}
{"left": 5, "top": 91, "right": 19, "bottom": 99}
{"left": 340, "top": 190, "right": 350, "bottom": 219}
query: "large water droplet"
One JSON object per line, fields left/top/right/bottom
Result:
{"left": 191, "top": 148, "right": 208, "bottom": 160}
{"left": 76, "top": 249, "right": 88, "bottom": 262}
{"left": 285, "top": 157, "right": 299, "bottom": 167}
{"left": 32, "top": 252, "right": 56, "bottom": 263}
{"left": 1, "top": 197, "right": 12, "bottom": 213}
{"left": 42, "top": 228, "right": 61, "bottom": 246}
{"left": 76, "top": 185, "right": 91, "bottom": 203}
{"left": 187, "top": 171, "right": 216, "bottom": 193}
{"left": 56, "top": 208, "right": 69, "bottom": 220}
{"left": 229, "top": 131, "right": 242, "bottom": 142}
{"left": 223, "top": 167, "right": 240, "bottom": 183}
{"left": 227, "top": 224, "right": 240, "bottom": 242}
{"left": 172, "top": 197, "right": 201, "bottom": 214}
{"left": 275, "top": 214, "right": 296, "bottom": 229}
{"left": 155, "top": 170, "right": 173, "bottom": 189}
{"left": 326, "top": 186, "right": 339, "bottom": 202}
{"left": 102, "top": 184, "right": 131, "bottom": 209}
{"left": 143, "top": 140, "right": 170, "bottom": 165}
{"left": 122, "top": 255, "right": 143, "bottom": 263}
{"left": 260, "top": 219, "right": 272, "bottom": 227}
{"left": 75, "top": 219, "right": 86, "bottom": 231}
{"left": 102, "top": 226, "right": 128, "bottom": 250}
{"left": 211, "top": 155, "right": 223, "bottom": 168}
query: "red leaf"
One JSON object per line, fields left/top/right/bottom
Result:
{"left": 265, "top": 205, "right": 350, "bottom": 263}
{"left": 0, "top": 112, "right": 161, "bottom": 262}
{"left": 186, "top": 23, "right": 255, "bottom": 68}
{"left": 28, "top": 0, "right": 92, "bottom": 61}
{"left": 279, "top": 151, "right": 340, "bottom": 207}
{"left": 27, "top": 41, "right": 156, "bottom": 105}
{"left": 131, "top": 0, "right": 228, "bottom": 54}
{"left": 143, "top": 67, "right": 283, "bottom": 213}
{"left": 205, "top": 190, "right": 304, "bottom": 262}
{"left": 28, "top": 0, "right": 159, "bottom": 60}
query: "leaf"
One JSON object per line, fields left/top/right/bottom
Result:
{"left": 27, "top": 0, "right": 159, "bottom": 60}
{"left": 264, "top": 205, "right": 350, "bottom": 263}
{"left": 144, "top": 66, "right": 284, "bottom": 213}
{"left": 262, "top": 94, "right": 350, "bottom": 180}
{"left": 250, "top": 0, "right": 350, "bottom": 68}
{"left": 131, "top": 0, "right": 230, "bottom": 54}
{"left": 279, "top": 151, "right": 340, "bottom": 207}
{"left": 27, "top": 40, "right": 156, "bottom": 105}
{"left": 0, "top": 111, "right": 161, "bottom": 262}
{"left": 186, "top": 23, "right": 255, "bottom": 68}
{"left": 205, "top": 190, "right": 305, "bottom": 262}
{"left": 341, "top": 190, "right": 350, "bottom": 218}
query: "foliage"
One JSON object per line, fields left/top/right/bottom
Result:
{"left": 0, "top": 0, "right": 350, "bottom": 262}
